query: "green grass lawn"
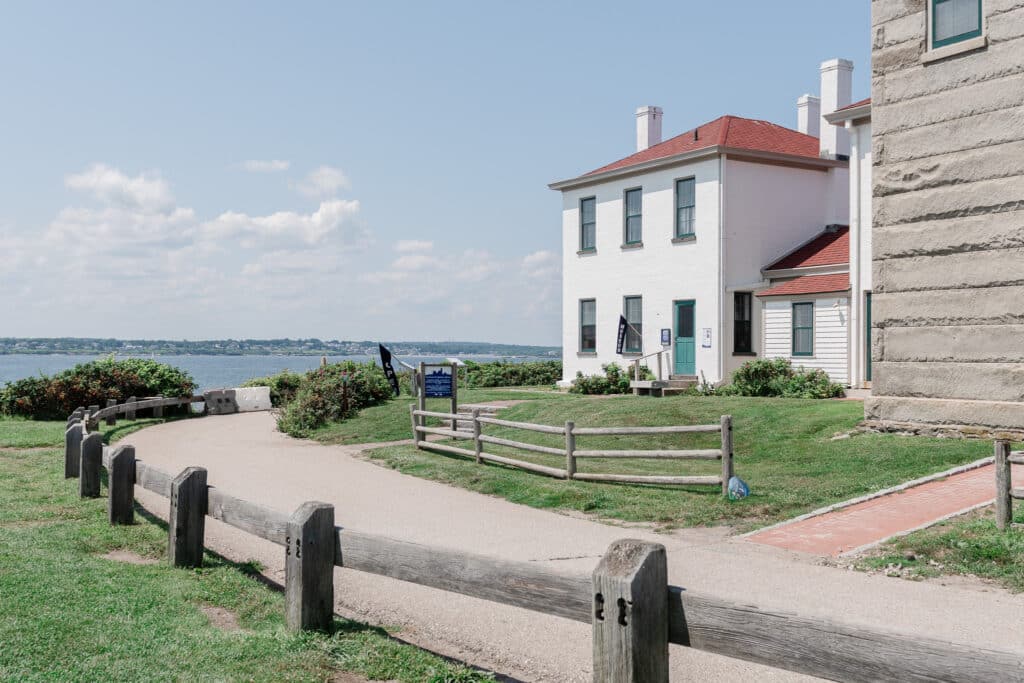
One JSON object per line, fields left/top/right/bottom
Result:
{"left": 338, "top": 394, "right": 995, "bottom": 530}
{"left": 0, "top": 418, "right": 491, "bottom": 682}
{"left": 858, "top": 507, "right": 1024, "bottom": 591}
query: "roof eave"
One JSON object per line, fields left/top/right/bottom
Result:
{"left": 548, "top": 146, "right": 721, "bottom": 191}
{"left": 761, "top": 263, "right": 849, "bottom": 280}
{"left": 756, "top": 286, "right": 850, "bottom": 298}
{"left": 824, "top": 103, "right": 871, "bottom": 125}
{"left": 548, "top": 145, "right": 843, "bottom": 192}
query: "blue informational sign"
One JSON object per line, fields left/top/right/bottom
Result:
{"left": 423, "top": 365, "right": 454, "bottom": 398}
{"left": 661, "top": 328, "right": 671, "bottom": 346}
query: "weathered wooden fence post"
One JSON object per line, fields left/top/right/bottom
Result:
{"left": 105, "top": 398, "right": 117, "bottom": 426}
{"left": 169, "top": 467, "right": 208, "bottom": 567}
{"left": 86, "top": 405, "right": 100, "bottom": 431}
{"left": 286, "top": 501, "right": 335, "bottom": 632}
{"left": 108, "top": 445, "right": 136, "bottom": 525}
{"left": 79, "top": 432, "right": 103, "bottom": 498}
{"left": 410, "top": 405, "right": 420, "bottom": 448}
{"left": 720, "top": 414, "right": 734, "bottom": 496}
{"left": 64, "top": 422, "right": 84, "bottom": 478}
{"left": 592, "top": 539, "right": 669, "bottom": 682}
{"left": 153, "top": 397, "right": 164, "bottom": 419}
{"left": 566, "top": 420, "right": 576, "bottom": 479}
{"left": 125, "top": 396, "right": 136, "bottom": 420}
{"left": 995, "top": 440, "right": 1012, "bottom": 531}
{"left": 472, "top": 409, "right": 483, "bottom": 464}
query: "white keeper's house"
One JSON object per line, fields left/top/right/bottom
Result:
{"left": 550, "top": 59, "right": 868, "bottom": 388}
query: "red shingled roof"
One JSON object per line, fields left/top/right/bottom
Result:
{"left": 756, "top": 273, "right": 850, "bottom": 298}
{"left": 834, "top": 97, "right": 871, "bottom": 112}
{"left": 766, "top": 226, "right": 849, "bottom": 270}
{"left": 585, "top": 115, "right": 821, "bottom": 177}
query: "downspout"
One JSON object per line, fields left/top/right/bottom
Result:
{"left": 718, "top": 154, "right": 726, "bottom": 384}
{"left": 848, "top": 122, "right": 861, "bottom": 388}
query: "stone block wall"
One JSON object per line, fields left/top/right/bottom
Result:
{"left": 868, "top": 0, "right": 1024, "bottom": 430}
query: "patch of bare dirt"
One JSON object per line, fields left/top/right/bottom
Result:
{"left": 200, "top": 605, "right": 243, "bottom": 632}
{"left": 100, "top": 549, "right": 159, "bottom": 565}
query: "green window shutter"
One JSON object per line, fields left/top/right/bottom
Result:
{"left": 675, "top": 178, "right": 696, "bottom": 237}
{"left": 580, "top": 197, "right": 596, "bottom": 251}
{"left": 932, "top": 0, "right": 982, "bottom": 47}
{"left": 733, "top": 292, "right": 752, "bottom": 353}
{"left": 792, "top": 302, "right": 814, "bottom": 356}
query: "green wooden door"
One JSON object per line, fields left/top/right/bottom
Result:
{"left": 865, "top": 293, "right": 872, "bottom": 382}
{"left": 674, "top": 301, "right": 696, "bottom": 375}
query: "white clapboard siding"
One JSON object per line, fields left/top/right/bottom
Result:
{"left": 763, "top": 297, "right": 849, "bottom": 384}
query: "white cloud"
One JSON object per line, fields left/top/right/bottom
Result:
{"left": 240, "top": 159, "right": 290, "bottom": 173}
{"left": 65, "top": 163, "right": 174, "bottom": 213}
{"left": 395, "top": 239, "right": 433, "bottom": 253}
{"left": 294, "top": 165, "right": 350, "bottom": 198}
{"left": 203, "top": 199, "right": 362, "bottom": 246}
{"left": 521, "top": 250, "right": 560, "bottom": 279}
{"left": 392, "top": 253, "right": 433, "bottom": 271}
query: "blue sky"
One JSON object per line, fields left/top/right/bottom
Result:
{"left": 0, "top": 1, "right": 870, "bottom": 345}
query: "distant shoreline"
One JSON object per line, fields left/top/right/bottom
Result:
{"left": 0, "top": 339, "right": 561, "bottom": 358}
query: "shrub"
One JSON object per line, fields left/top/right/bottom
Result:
{"left": 242, "top": 370, "right": 304, "bottom": 407}
{"left": 462, "top": 360, "right": 562, "bottom": 388}
{"left": 0, "top": 356, "right": 197, "bottom": 420}
{"left": 724, "top": 358, "right": 844, "bottom": 399}
{"left": 275, "top": 361, "right": 394, "bottom": 437}
{"left": 569, "top": 362, "right": 653, "bottom": 395}
{"left": 728, "top": 358, "right": 795, "bottom": 397}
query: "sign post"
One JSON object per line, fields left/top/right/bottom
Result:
{"left": 419, "top": 362, "right": 458, "bottom": 424}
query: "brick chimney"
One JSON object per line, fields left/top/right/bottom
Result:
{"left": 635, "top": 106, "right": 663, "bottom": 152}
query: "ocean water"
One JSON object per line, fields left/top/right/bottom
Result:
{"left": 0, "top": 354, "right": 549, "bottom": 393}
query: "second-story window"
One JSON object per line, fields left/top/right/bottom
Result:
{"left": 624, "top": 296, "right": 642, "bottom": 353}
{"left": 932, "top": 0, "right": 982, "bottom": 48}
{"left": 675, "top": 178, "right": 695, "bottom": 238}
{"left": 624, "top": 188, "right": 642, "bottom": 245}
{"left": 580, "top": 197, "right": 596, "bottom": 251}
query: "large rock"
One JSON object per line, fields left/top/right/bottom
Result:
{"left": 203, "top": 387, "right": 272, "bottom": 415}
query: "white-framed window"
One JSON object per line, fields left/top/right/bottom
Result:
{"left": 579, "top": 299, "right": 596, "bottom": 352}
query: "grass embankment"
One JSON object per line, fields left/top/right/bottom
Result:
{"left": 859, "top": 507, "right": 1024, "bottom": 591}
{"left": 0, "top": 418, "right": 491, "bottom": 682}
{"left": 341, "top": 395, "right": 992, "bottom": 530}
{"left": 310, "top": 387, "right": 568, "bottom": 445}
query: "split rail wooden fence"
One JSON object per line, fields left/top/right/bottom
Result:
{"left": 411, "top": 408, "right": 734, "bottom": 494}
{"left": 994, "top": 440, "right": 1024, "bottom": 530}
{"left": 57, "top": 400, "right": 1024, "bottom": 681}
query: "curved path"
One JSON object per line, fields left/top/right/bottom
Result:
{"left": 121, "top": 414, "right": 1024, "bottom": 682}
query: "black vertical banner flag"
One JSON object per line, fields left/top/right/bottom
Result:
{"left": 616, "top": 315, "right": 628, "bottom": 355}
{"left": 378, "top": 344, "right": 400, "bottom": 397}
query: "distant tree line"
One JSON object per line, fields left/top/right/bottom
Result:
{"left": 0, "top": 337, "right": 560, "bottom": 358}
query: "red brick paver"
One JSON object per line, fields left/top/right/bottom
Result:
{"left": 747, "top": 463, "right": 1024, "bottom": 556}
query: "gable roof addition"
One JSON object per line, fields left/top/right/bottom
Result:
{"left": 766, "top": 226, "right": 849, "bottom": 271}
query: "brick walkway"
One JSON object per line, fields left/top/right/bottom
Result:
{"left": 747, "top": 463, "right": 1024, "bottom": 556}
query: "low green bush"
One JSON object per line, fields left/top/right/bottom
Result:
{"left": 718, "top": 358, "right": 844, "bottom": 399}
{"left": 462, "top": 360, "right": 561, "bottom": 388}
{"left": 0, "top": 356, "right": 197, "bottom": 420}
{"left": 242, "top": 370, "right": 304, "bottom": 407}
{"left": 274, "top": 361, "right": 394, "bottom": 437}
{"left": 569, "top": 362, "right": 653, "bottom": 395}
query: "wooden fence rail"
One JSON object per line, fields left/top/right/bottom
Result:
{"left": 64, "top": 411, "right": 1024, "bottom": 682}
{"left": 411, "top": 408, "right": 734, "bottom": 494}
{"left": 994, "top": 440, "right": 1024, "bottom": 530}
